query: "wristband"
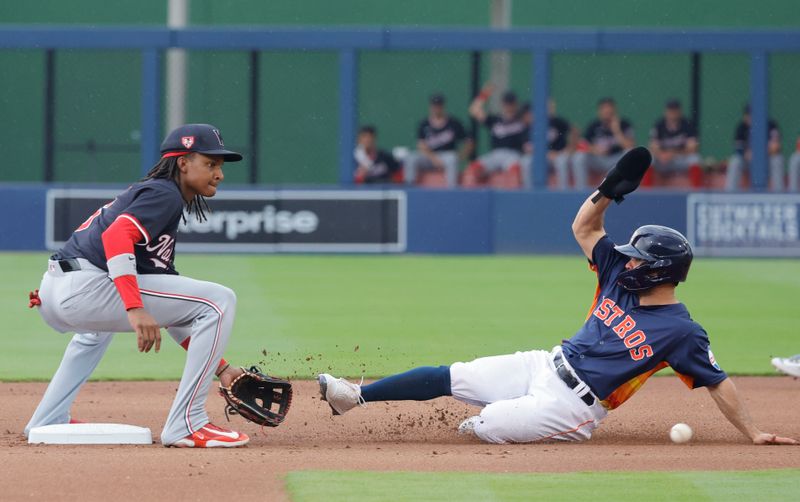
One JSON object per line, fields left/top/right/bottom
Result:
{"left": 107, "top": 253, "right": 137, "bottom": 280}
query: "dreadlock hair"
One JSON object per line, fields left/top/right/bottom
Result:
{"left": 142, "top": 153, "right": 211, "bottom": 224}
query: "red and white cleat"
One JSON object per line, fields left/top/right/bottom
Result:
{"left": 168, "top": 423, "right": 250, "bottom": 448}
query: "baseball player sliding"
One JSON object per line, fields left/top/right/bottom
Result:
{"left": 26, "top": 124, "right": 291, "bottom": 448}
{"left": 319, "top": 147, "right": 797, "bottom": 446}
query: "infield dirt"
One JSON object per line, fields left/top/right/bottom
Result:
{"left": 2, "top": 377, "right": 798, "bottom": 501}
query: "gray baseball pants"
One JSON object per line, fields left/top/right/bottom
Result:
{"left": 571, "top": 151, "right": 626, "bottom": 189}
{"left": 725, "top": 154, "right": 785, "bottom": 191}
{"left": 25, "top": 258, "right": 237, "bottom": 445}
{"left": 404, "top": 150, "right": 459, "bottom": 187}
{"left": 788, "top": 152, "right": 800, "bottom": 192}
{"left": 521, "top": 151, "right": 571, "bottom": 189}
{"left": 652, "top": 153, "right": 701, "bottom": 173}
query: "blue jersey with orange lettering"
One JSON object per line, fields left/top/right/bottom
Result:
{"left": 57, "top": 179, "right": 183, "bottom": 275}
{"left": 561, "top": 235, "right": 726, "bottom": 409}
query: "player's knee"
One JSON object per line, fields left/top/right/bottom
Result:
{"left": 219, "top": 286, "right": 237, "bottom": 311}
{"left": 207, "top": 284, "right": 237, "bottom": 313}
{"left": 72, "top": 332, "right": 111, "bottom": 347}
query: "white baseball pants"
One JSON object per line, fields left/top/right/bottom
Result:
{"left": 450, "top": 348, "right": 607, "bottom": 444}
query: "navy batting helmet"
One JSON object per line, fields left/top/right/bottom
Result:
{"left": 614, "top": 225, "right": 693, "bottom": 291}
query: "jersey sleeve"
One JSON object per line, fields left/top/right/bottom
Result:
{"left": 666, "top": 329, "right": 728, "bottom": 389}
{"left": 484, "top": 114, "right": 499, "bottom": 130}
{"left": 589, "top": 235, "right": 628, "bottom": 288}
{"left": 122, "top": 186, "right": 184, "bottom": 243}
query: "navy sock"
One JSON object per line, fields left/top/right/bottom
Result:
{"left": 361, "top": 366, "right": 452, "bottom": 402}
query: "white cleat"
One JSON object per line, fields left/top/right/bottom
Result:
{"left": 771, "top": 355, "right": 800, "bottom": 378}
{"left": 318, "top": 373, "right": 365, "bottom": 416}
{"left": 458, "top": 416, "right": 482, "bottom": 436}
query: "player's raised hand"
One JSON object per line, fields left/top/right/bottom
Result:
{"left": 596, "top": 146, "right": 652, "bottom": 203}
{"left": 752, "top": 432, "right": 798, "bottom": 445}
{"left": 127, "top": 308, "right": 161, "bottom": 353}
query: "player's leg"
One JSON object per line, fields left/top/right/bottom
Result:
{"left": 552, "top": 151, "right": 570, "bottom": 189}
{"left": 725, "top": 154, "right": 745, "bottom": 191}
{"left": 467, "top": 393, "right": 601, "bottom": 444}
{"left": 519, "top": 153, "right": 532, "bottom": 188}
{"left": 570, "top": 151, "right": 590, "bottom": 189}
{"left": 403, "top": 151, "right": 421, "bottom": 184}
{"left": 319, "top": 350, "right": 539, "bottom": 414}
{"left": 674, "top": 153, "right": 701, "bottom": 171}
{"left": 35, "top": 260, "right": 240, "bottom": 444}
{"left": 319, "top": 366, "right": 452, "bottom": 415}
{"left": 461, "top": 350, "right": 607, "bottom": 444}
{"left": 789, "top": 152, "right": 800, "bottom": 192}
{"left": 134, "top": 274, "right": 238, "bottom": 445}
{"left": 496, "top": 149, "right": 522, "bottom": 171}
{"left": 23, "top": 332, "right": 113, "bottom": 436}
{"left": 480, "top": 149, "right": 506, "bottom": 172}
{"left": 449, "top": 350, "right": 541, "bottom": 406}
{"left": 768, "top": 154, "right": 785, "bottom": 192}
{"left": 464, "top": 151, "right": 494, "bottom": 186}
{"left": 438, "top": 151, "right": 459, "bottom": 188}
{"left": 25, "top": 261, "right": 116, "bottom": 435}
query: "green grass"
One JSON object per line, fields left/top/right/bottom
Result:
{"left": 285, "top": 470, "right": 800, "bottom": 502}
{"left": 2, "top": 252, "right": 798, "bottom": 380}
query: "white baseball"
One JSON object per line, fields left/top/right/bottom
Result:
{"left": 670, "top": 423, "right": 693, "bottom": 444}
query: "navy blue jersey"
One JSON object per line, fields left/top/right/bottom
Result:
{"left": 485, "top": 114, "right": 528, "bottom": 152}
{"left": 417, "top": 117, "right": 467, "bottom": 152}
{"left": 561, "top": 236, "right": 726, "bottom": 409}
{"left": 58, "top": 179, "right": 184, "bottom": 275}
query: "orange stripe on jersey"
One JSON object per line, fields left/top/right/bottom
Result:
{"left": 674, "top": 370, "right": 695, "bottom": 389}
{"left": 585, "top": 262, "right": 601, "bottom": 321}
{"left": 601, "top": 361, "right": 669, "bottom": 410}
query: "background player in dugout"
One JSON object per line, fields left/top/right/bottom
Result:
{"left": 726, "top": 104, "right": 785, "bottom": 192}
{"left": 572, "top": 97, "right": 635, "bottom": 189}
{"left": 519, "top": 99, "right": 573, "bottom": 189}
{"left": 465, "top": 84, "right": 528, "bottom": 185}
{"left": 318, "top": 148, "right": 796, "bottom": 446}
{"left": 26, "top": 124, "right": 253, "bottom": 448}
{"left": 648, "top": 99, "right": 701, "bottom": 181}
{"left": 353, "top": 125, "right": 401, "bottom": 184}
{"left": 403, "top": 93, "right": 472, "bottom": 188}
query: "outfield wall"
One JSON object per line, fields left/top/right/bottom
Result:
{"left": 2, "top": 185, "right": 798, "bottom": 257}
{"left": 4, "top": 1, "right": 800, "bottom": 185}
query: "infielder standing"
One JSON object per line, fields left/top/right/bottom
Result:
{"left": 26, "top": 124, "right": 250, "bottom": 448}
{"left": 319, "top": 148, "right": 796, "bottom": 446}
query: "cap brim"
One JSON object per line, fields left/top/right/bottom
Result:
{"left": 614, "top": 243, "right": 651, "bottom": 260}
{"left": 197, "top": 149, "right": 243, "bottom": 162}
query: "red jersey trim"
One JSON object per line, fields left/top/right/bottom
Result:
{"left": 117, "top": 213, "right": 151, "bottom": 244}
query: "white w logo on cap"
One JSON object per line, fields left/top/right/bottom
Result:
{"left": 211, "top": 129, "right": 224, "bottom": 146}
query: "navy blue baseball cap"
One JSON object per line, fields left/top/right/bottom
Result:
{"left": 160, "top": 123, "right": 243, "bottom": 162}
